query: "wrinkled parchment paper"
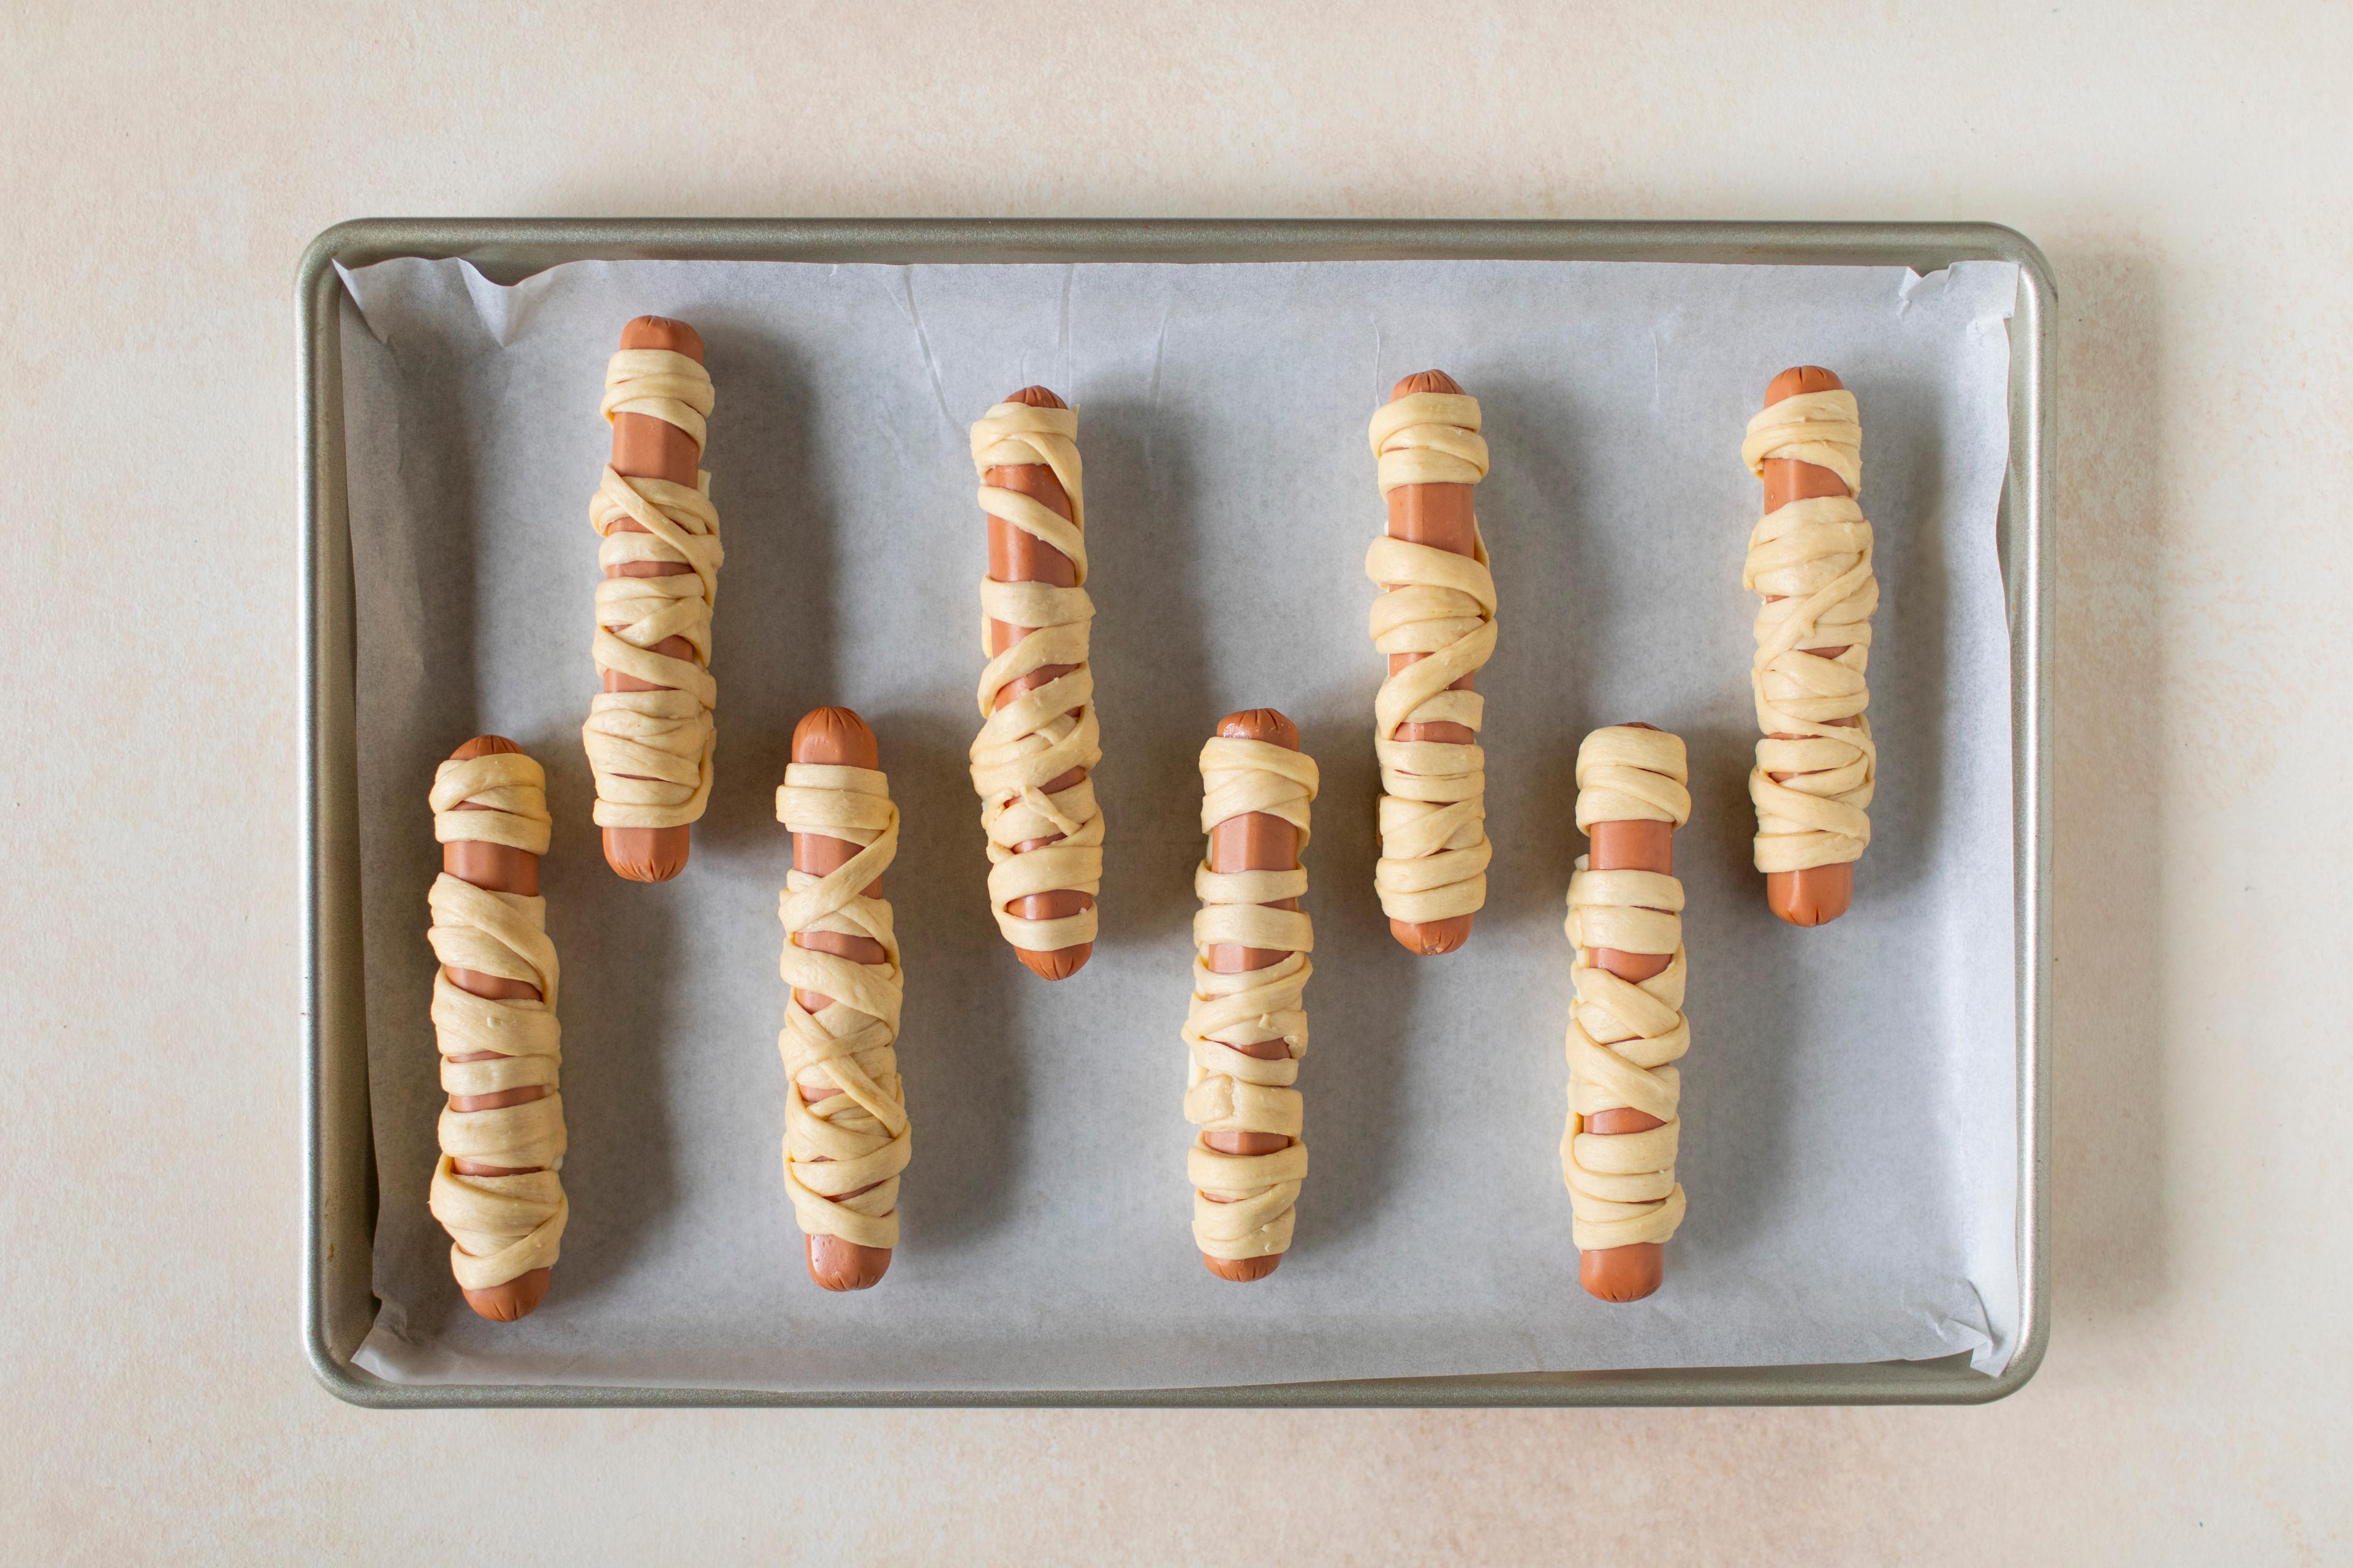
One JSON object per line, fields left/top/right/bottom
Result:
{"left": 339, "top": 256, "right": 2020, "bottom": 1390}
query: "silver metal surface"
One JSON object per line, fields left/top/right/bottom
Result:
{"left": 300, "top": 219, "right": 2053, "bottom": 1408}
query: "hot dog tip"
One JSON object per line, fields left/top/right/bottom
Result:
{"left": 793, "top": 705, "right": 880, "bottom": 769}
{"left": 1207, "top": 1254, "right": 1281, "bottom": 1282}
{"left": 450, "top": 733, "right": 526, "bottom": 762}
{"left": 620, "top": 315, "right": 706, "bottom": 362}
{"left": 1013, "top": 945, "right": 1092, "bottom": 981}
{"left": 603, "top": 836, "right": 687, "bottom": 884}
{"left": 1001, "top": 384, "right": 1069, "bottom": 410}
{"left": 807, "top": 1234, "right": 891, "bottom": 1292}
{"left": 1771, "top": 869, "right": 1852, "bottom": 925}
{"left": 463, "top": 1268, "right": 552, "bottom": 1322}
{"left": 1218, "top": 706, "right": 1301, "bottom": 748}
{"left": 1579, "top": 1237, "right": 1664, "bottom": 1302}
{"left": 1389, "top": 915, "right": 1472, "bottom": 956}
{"left": 1390, "top": 368, "right": 1464, "bottom": 400}
{"left": 1765, "top": 363, "right": 1843, "bottom": 403}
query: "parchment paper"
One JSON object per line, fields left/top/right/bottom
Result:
{"left": 338, "top": 256, "right": 2020, "bottom": 1391}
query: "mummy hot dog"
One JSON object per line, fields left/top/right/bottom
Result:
{"left": 425, "top": 738, "right": 567, "bottom": 1321}
{"left": 1563, "top": 724, "right": 1691, "bottom": 1303}
{"left": 967, "top": 388, "right": 1104, "bottom": 980}
{"left": 1743, "top": 366, "right": 1876, "bottom": 925}
{"left": 1183, "top": 710, "right": 1318, "bottom": 1281}
{"left": 777, "top": 708, "right": 909, "bottom": 1291}
{"left": 1365, "top": 372, "right": 1495, "bottom": 955}
{"left": 583, "top": 316, "right": 723, "bottom": 883}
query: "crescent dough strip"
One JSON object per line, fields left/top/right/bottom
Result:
{"left": 584, "top": 347, "right": 723, "bottom": 830}
{"left": 1742, "top": 388, "right": 1876, "bottom": 872}
{"left": 776, "top": 761, "right": 910, "bottom": 1249}
{"left": 1184, "top": 736, "right": 1319, "bottom": 1261}
{"left": 1365, "top": 390, "right": 1496, "bottom": 923}
{"left": 425, "top": 752, "right": 568, "bottom": 1292}
{"left": 429, "top": 752, "right": 554, "bottom": 855}
{"left": 968, "top": 400, "right": 1104, "bottom": 953}
{"left": 1561, "top": 725, "right": 1691, "bottom": 1252}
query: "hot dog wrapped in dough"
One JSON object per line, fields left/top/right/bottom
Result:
{"left": 1365, "top": 373, "right": 1495, "bottom": 956}
{"left": 966, "top": 388, "right": 1104, "bottom": 980}
{"left": 583, "top": 317, "right": 723, "bottom": 883}
{"left": 426, "top": 738, "right": 567, "bottom": 1321}
{"left": 1742, "top": 366, "right": 1876, "bottom": 925}
{"left": 777, "top": 708, "right": 909, "bottom": 1290}
{"left": 1563, "top": 724, "right": 1692, "bottom": 1303}
{"left": 1183, "top": 710, "right": 1317, "bottom": 1280}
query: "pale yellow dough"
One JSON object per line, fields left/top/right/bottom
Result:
{"left": 1561, "top": 725, "right": 1692, "bottom": 1252}
{"left": 1183, "top": 735, "right": 1318, "bottom": 1261}
{"left": 776, "top": 761, "right": 909, "bottom": 1249}
{"left": 967, "top": 400, "right": 1104, "bottom": 955}
{"left": 1365, "top": 390, "right": 1496, "bottom": 925}
{"left": 425, "top": 751, "right": 567, "bottom": 1292}
{"left": 583, "top": 347, "right": 723, "bottom": 830}
{"left": 1742, "top": 388, "right": 1876, "bottom": 873}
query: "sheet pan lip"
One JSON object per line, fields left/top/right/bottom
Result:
{"left": 300, "top": 233, "right": 376, "bottom": 1409}
{"left": 298, "top": 216, "right": 2052, "bottom": 1410}
{"left": 299, "top": 214, "right": 2056, "bottom": 280}
{"left": 297, "top": 230, "right": 339, "bottom": 1404}
{"left": 300, "top": 1350, "right": 2000, "bottom": 1411}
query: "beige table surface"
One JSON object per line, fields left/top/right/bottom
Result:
{"left": 6, "top": 2, "right": 2347, "bottom": 1561}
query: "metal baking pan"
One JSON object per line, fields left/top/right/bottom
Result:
{"left": 299, "top": 218, "right": 2052, "bottom": 1407}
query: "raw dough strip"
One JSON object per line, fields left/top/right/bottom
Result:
{"left": 967, "top": 398, "right": 1104, "bottom": 954}
{"left": 1742, "top": 388, "right": 1876, "bottom": 872}
{"left": 777, "top": 762, "right": 909, "bottom": 1249}
{"left": 584, "top": 347, "right": 723, "bottom": 830}
{"left": 1365, "top": 390, "right": 1496, "bottom": 925}
{"left": 1562, "top": 725, "right": 1691, "bottom": 1252}
{"left": 425, "top": 751, "right": 567, "bottom": 1292}
{"left": 1183, "top": 735, "right": 1318, "bottom": 1262}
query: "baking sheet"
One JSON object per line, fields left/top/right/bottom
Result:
{"left": 337, "top": 255, "right": 2020, "bottom": 1391}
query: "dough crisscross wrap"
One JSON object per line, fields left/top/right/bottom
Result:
{"left": 777, "top": 762, "right": 909, "bottom": 1249}
{"left": 1562, "top": 725, "right": 1692, "bottom": 1252}
{"left": 968, "top": 400, "right": 1103, "bottom": 953}
{"left": 1365, "top": 390, "right": 1495, "bottom": 923}
{"left": 584, "top": 347, "right": 723, "bottom": 829}
{"left": 1183, "top": 736, "right": 1318, "bottom": 1262}
{"left": 425, "top": 752, "right": 567, "bottom": 1291}
{"left": 1742, "top": 388, "right": 1876, "bottom": 872}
